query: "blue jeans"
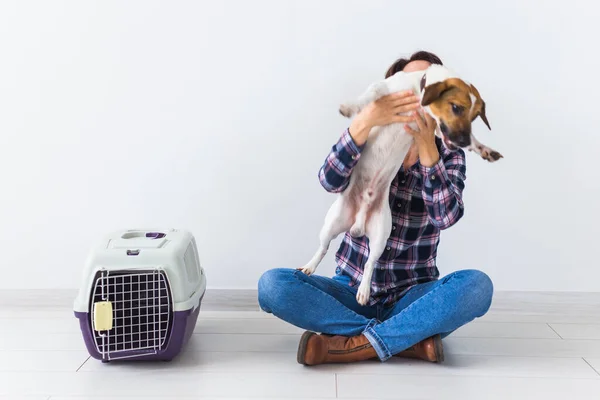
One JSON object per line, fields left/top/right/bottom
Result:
{"left": 257, "top": 268, "right": 493, "bottom": 361}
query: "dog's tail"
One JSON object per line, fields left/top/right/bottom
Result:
{"left": 349, "top": 189, "right": 374, "bottom": 237}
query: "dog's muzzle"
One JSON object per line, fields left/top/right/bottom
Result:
{"left": 439, "top": 123, "right": 458, "bottom": 151}
{"left": 454, "top": 135, "right": 471, "bottom": 148}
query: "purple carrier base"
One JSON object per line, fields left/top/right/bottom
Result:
{"left": 74, "top": 300, "right": 202, "bottom": 363}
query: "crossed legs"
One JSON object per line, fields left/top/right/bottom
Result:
{"left": 258, "top": 268, "right": 493, "bottom": 364}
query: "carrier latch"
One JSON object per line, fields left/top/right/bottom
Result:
{"left": 93, "top": 301, "right": 113, "bottom": 331}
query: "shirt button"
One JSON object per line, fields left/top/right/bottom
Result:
{"left": 386, "top": 246, "right": 390, "bottom": 250}
{"left": 401, "top": 180, "right": 406, "bottom": 184}
{"left": 352, "top": 154, "right": 358, "bottom": 160}
{"left": 392, "top": 226, "right": 396, "bottom": 230}
{"left": 397, "top": 203, "right": 402, "bottom": 208}
{"left": 431, "top": 175, "right": 436, "bottom": 180}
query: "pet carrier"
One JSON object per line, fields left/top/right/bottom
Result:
{"left": 73, "top": 229, "right": 206, "bottom": 362}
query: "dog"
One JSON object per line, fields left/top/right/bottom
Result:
{"left": 298, "top": 63, "right": 502, "bottom": 305}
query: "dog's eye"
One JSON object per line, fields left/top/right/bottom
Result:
{"left": 451, "top": 103, "right": 464, "bottom": 116}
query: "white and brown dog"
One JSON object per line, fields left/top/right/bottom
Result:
{"left": 298, "top": 64, "right": 502, "bottom": 305}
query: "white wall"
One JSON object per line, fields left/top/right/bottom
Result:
{"left": 1, "top": 0, "right": 598, "bottom": 292}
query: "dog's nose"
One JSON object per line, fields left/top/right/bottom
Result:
{"left": 455, "top": 136, "right": 471, "bottom": 147}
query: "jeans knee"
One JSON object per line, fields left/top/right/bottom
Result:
{"left": 257, "top": 268, "right": 293, "bottom": 312}
{"left": 458, "top": 269, "right": 494, "bottom": 316}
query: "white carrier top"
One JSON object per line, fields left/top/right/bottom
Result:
{"left": 73, "top": 229, "right": 206, "bottom": 313}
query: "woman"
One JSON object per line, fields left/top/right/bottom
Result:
{"left": 257, "top": 50, "right": 493, "bottom": 365}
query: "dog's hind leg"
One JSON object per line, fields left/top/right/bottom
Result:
{"left": 298, "top": 195, "right": 354, "bottom": 276}
{"left": 339, "top": 80, "right": 390, "bottom": 118}
{"left": 356, "top": 196, "right": 392, "bottom": 305}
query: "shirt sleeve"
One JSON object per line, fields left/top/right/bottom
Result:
{"left": 318, "top": 128, "right": 365, "bottom": 193}
{"left": 419, "top": 147, "right": 467, "bottom": 230}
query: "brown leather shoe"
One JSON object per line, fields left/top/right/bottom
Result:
{"left": 297, "top": 331, "right": 378, "bottom": 366}
{"left": 393, "top": 334, "right": 444, "bottom": 362}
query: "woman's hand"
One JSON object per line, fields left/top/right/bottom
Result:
{"left": 349, "top": 91, "right": 420, "bottom": 146}
{"left": 404, "top": 110, "right": 439, "bottom": 168}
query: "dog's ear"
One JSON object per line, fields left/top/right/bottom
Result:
{"left": 470, "top": 84, "right": 491, "bottom": 130}
{"left": 421, "top": 82, "right": 450, "bottom": 106}
{"left": 479, "top": 101, "right": 491, "bottom": 130}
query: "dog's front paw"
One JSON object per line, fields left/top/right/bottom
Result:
{"left": 356, "top": 282, "right": 371, "bottom": 306}
{"left": 473, "top": 144, "right": 503, "bottom": 163}
{"left": 480, "top": 146, "right": 503, "bottom": 162}
{"left": 488, "top": 150, "right": 503, "bottom": 162}
{"left": 339, "top": 103, "right": 357, "bottom": 118}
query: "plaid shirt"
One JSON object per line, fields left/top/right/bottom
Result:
{"left": 319, "top": 128, "right": 467, "bottom": 306}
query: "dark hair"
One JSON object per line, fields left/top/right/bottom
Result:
{"left": 385, "top": 50, "right": 443, "bottom": 78}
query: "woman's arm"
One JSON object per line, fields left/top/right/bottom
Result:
{"left": 404, "top": 111, "right": 467, "bottom": 229}
{"left": 318, "top": 127, "right": 365, "bottom": 193}
{"left": 420, "top": 149, "right": 467, "bottom": 230}
{"left": 318, "top": 91, "right": 420, "bottom": 193}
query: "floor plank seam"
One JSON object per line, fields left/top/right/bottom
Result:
{"left": 335, "top": 373, "right": 339, "bottom": 398}
{"left": 583, "top": 358, "right": 600, "bottom": 377}
{"left": 335, "top": 373, "right": 600, "bottom": 382}
{"left": 192, "top": 333, "right": 568, "bottom": 340}
{"left": 547, "top": 323, "right": 564, "bottom": 339}
{"left": 201, "top": 353, "right": 589, "bottom": 360}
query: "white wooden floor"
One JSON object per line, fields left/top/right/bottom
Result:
{"left": 1, "top": 290, "right": 600, "bottom": 399}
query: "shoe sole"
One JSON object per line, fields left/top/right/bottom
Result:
{"left": 433, "top": 334, "right": 444, "bottom": 363}
{"left": 297, "top": 331, "right": 316, "bottom": 365}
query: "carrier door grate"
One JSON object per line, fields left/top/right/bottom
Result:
{"left": 90, "top": 269, "right": 172, "bottom": 360}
